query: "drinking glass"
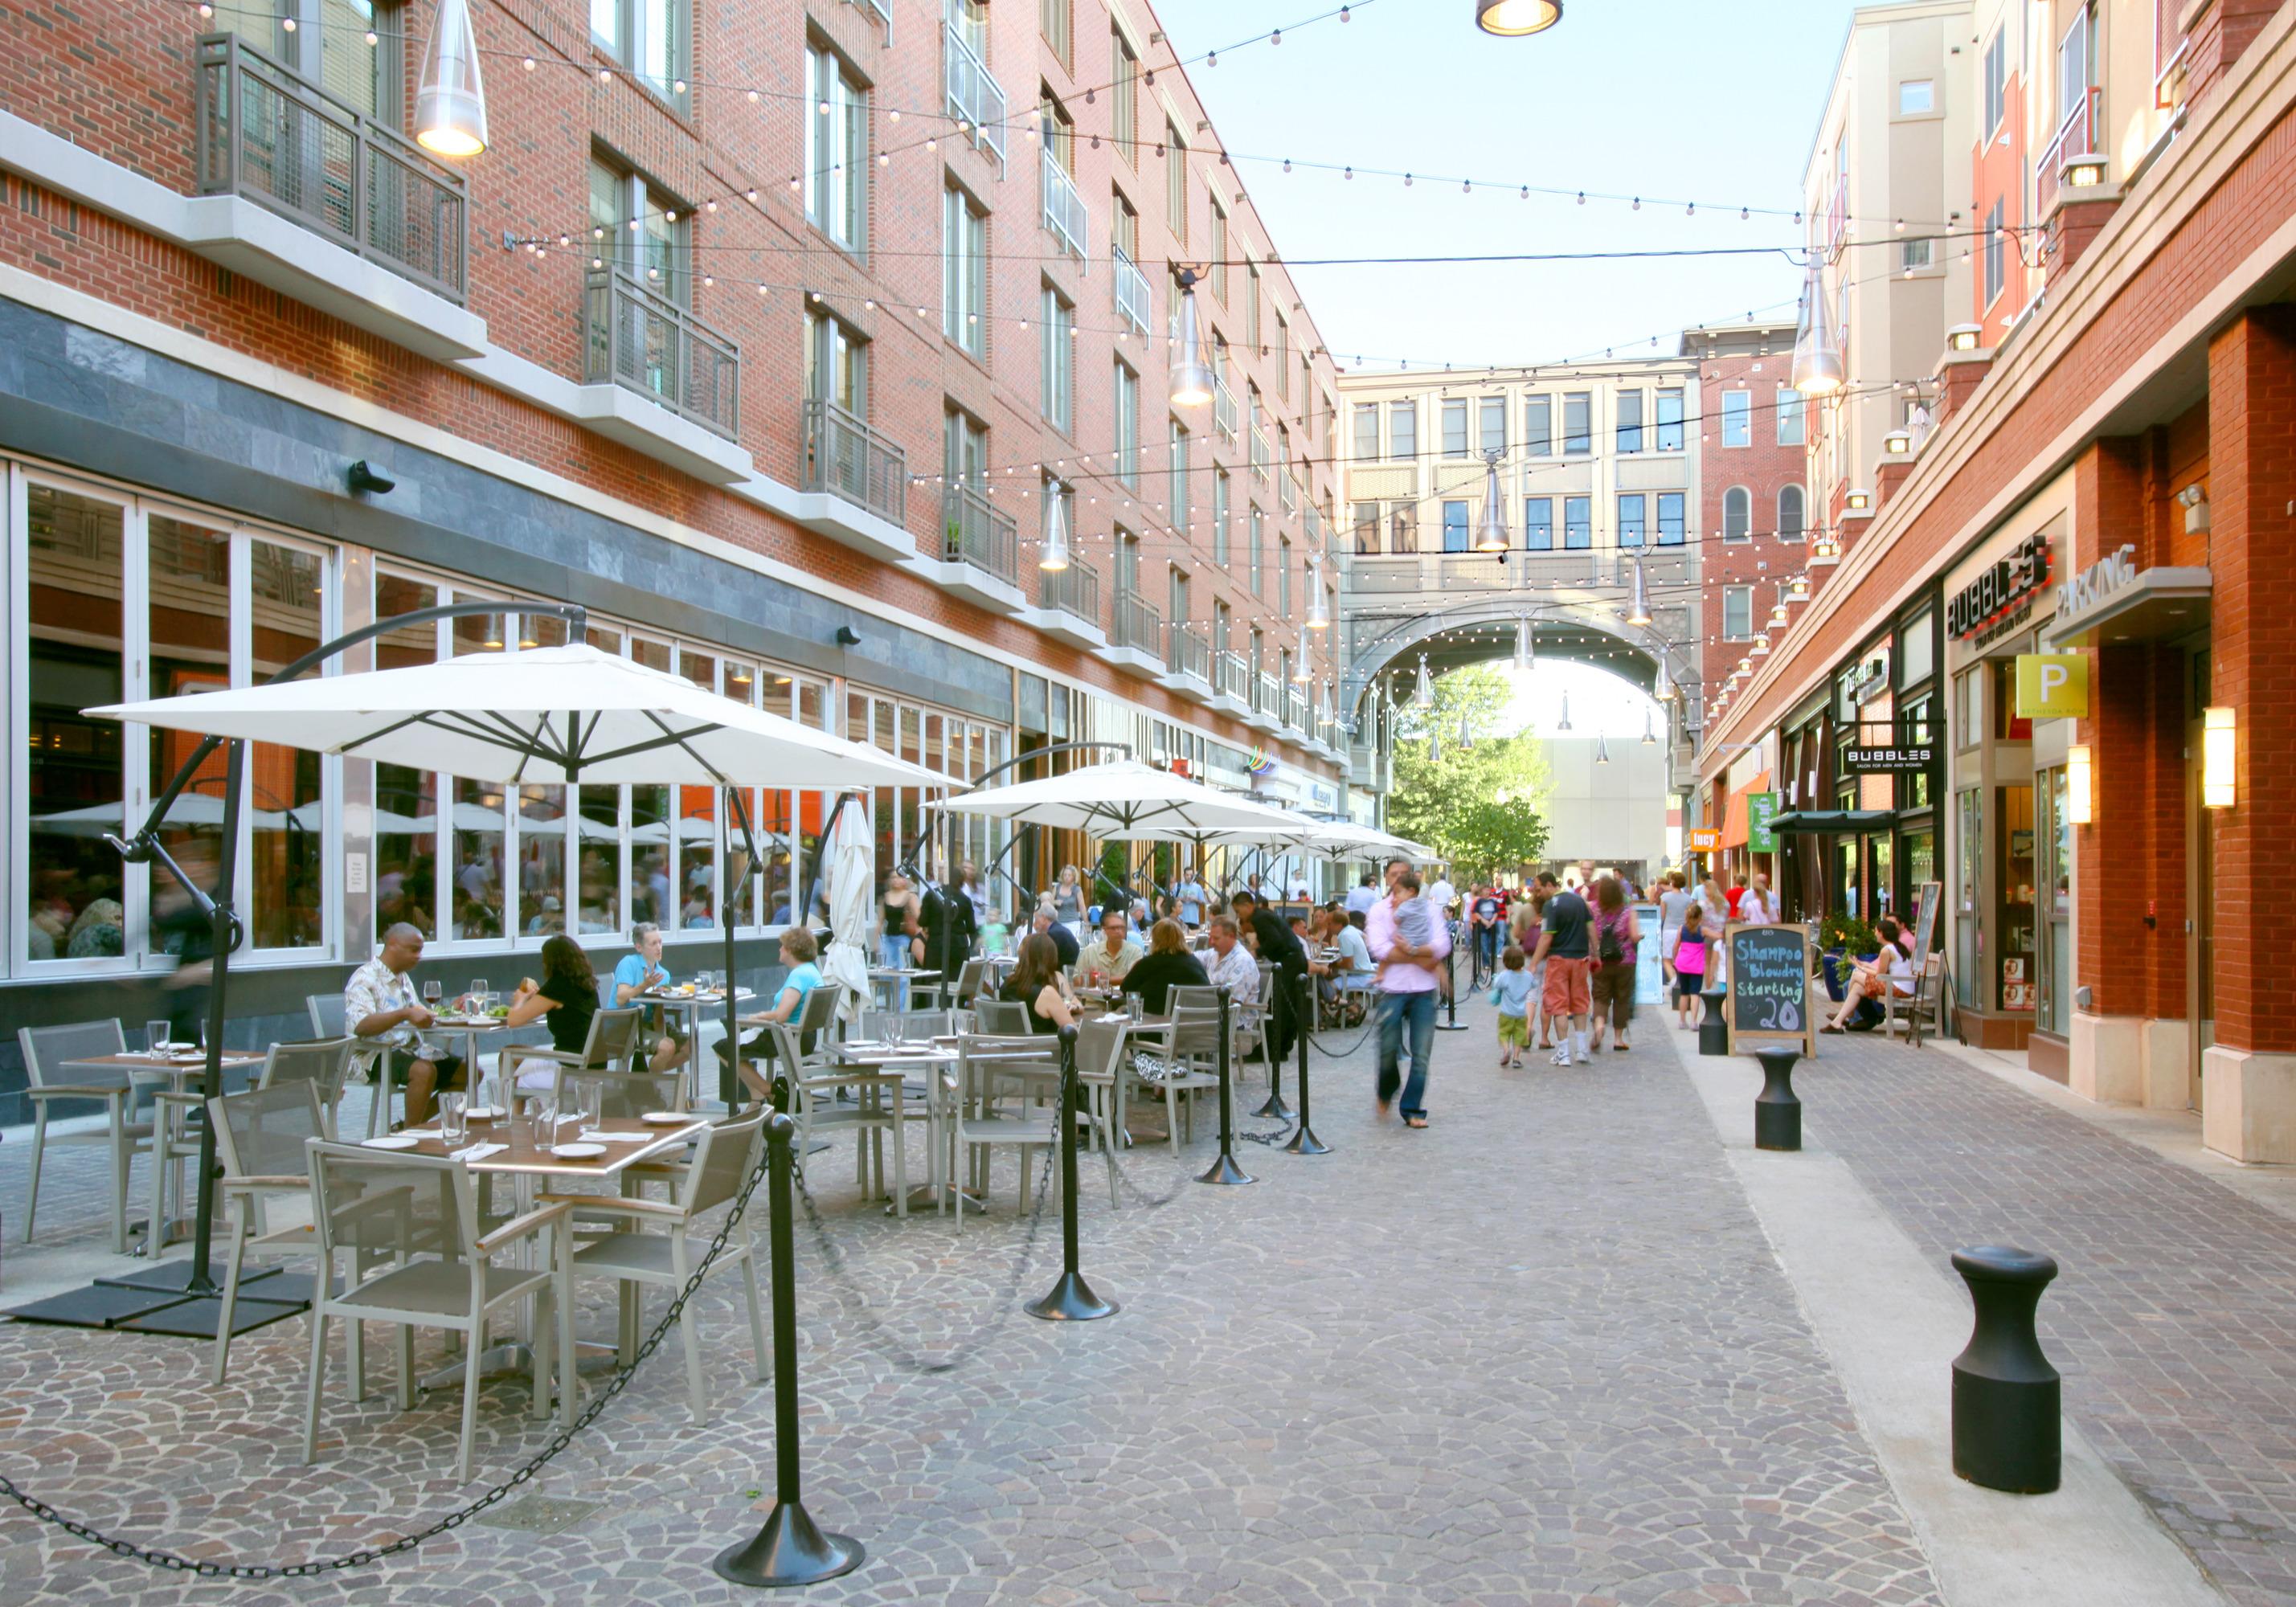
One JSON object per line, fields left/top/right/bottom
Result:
{"left": 145, "top": 1020, "right": 170, "bottom": 1058}
{"left": 579, "top": 1080, "right": 605, "bottom": 1135}
{"left": 528, "top": 1092, "right": 559, "bottom": 1152}
{"left": 439, "top": 1091, "right": 468, "bottom": 1147}
{"left": 470, "top": 979, "right": 487, "bottom": 1012}
{"left": 696, "top": 970, "right": 714, "bottom": 994}
{"left": 422, "top": 980, "right": 443, "bottom": 1011}
{"left": 886, "top": 1013, "right": 906, "bottom": 1048}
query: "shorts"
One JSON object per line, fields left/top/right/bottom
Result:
{"left": 1497, "top": 1012, "right": 1530, "bottom": 1047}
{"left": 1542, "top": 956, "right": 1592, "bottom": 1016}
{"left": 1675, "top": 971, "right": 1706, "bottom": 1003}
{"left": 1590, "top": 962, "right": 1637, "bottom": 1029}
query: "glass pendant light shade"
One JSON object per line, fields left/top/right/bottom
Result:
{"left": 1594, "top": 730, "right": 1610, "bottom": 764}
{"left": 1458, "top": 708, "right": 1474, "bottom": 749}
{"left": 1474, "top": 456, "right": 1508, "bottom": 551}
{"left": 1642, "top": 705, "right": 1657, "bottom": 745}
{"left": 1414, "top": 652, "right": 1433, "bottom": 709}
{"left": 1306, "top": 559, "right": 1332, "bottom": 628}
{"left": 1170, "top": 276, "right": 1215, "bottom": 407}
{"left": 1653, "top": 658, "right": 1675, "bottom": 701}
{"left": 1294, "top": 632, "right": 1314, "bottom": 680}
{"left": 1790, "top": 260, "right": 1846, "bottom": 396}
{"left": 1625, "top": 557, "right": 1652, "bottom": 627}
{"left": 1039, "top": 486, "right": 1070, "bottom": 570}
{"left": 1476, "top": 0, "right": 1562, "bottom": 35}
{"left": 1514, "top": 614, "right": 1534, "bottom": 673}
{"left": 1556, "top": 688, "right": 1573, "bottom": 732}
{"left": 415, "top": 0, "right": 489, "bottom": 157}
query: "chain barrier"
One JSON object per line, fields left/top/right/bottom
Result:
{"left": 1099, "top": 1139, "right": 1190, "bottom": 1208}
{"left": 0, "top": 1133, "right": 780, "bottom": 1578}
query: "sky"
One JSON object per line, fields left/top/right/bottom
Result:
{"left": 1144, "top": 0, "right": 1867, "bottom": 370}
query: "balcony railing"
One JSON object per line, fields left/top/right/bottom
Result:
{"left": 2038, "top": 85, "right": 2102, "bottom": 215}
{"left": 1042, "top": 154, "right": 1088, "bottom": 264}
{"left": 1250, "top": 426, "right": 1271, "bottom": 485}
{"left": 1112, "top": 588, "right": 1163, "bottom": 655}
{"left": 943, "top": 483, "right": 1019, "bottom": 585}
{"left": 1304, "top": 503, "right": 1324, "bottom": 547}
{"left": 584, "top": 268, "right": 741, "bottom": 438}
{"left": 1214, "top": 380, "right": 1239, "bottom": 447}
{"left": 194, "top": 31, "right": 468, "bottom": 304}
{"left": 1255, "top": 672, "right": 1283, "bottom": 718}
{"left": 1216, "top": 650, "right": 1249, "bottom": 703}
{"left": 802, "top": 397, "right": 907, "bottom": 526}
{"left": 1038, "top": 550, "right": 1100, "bottom": 626}
{"left": 1112, "top": 245, "right": 1152, "bottom": 335}
{"left": 943, "top": 23, "right": 1009, "bottom": 167}
{"left": 1827, "top": 180, "right": 1848, "bottom": 254}
{"left": 1167, "top": 620, "right": 1210, "bottom": 683}
{"left": 1280, "top": 472, "right": 1299, "bottom": 515}
{"left": 1285, "top": 688, "right": 1308, "bottom": 732}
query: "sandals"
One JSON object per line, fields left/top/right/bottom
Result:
{"left": 1404, "top": 1116, "right": 1429, "bottom": 1129}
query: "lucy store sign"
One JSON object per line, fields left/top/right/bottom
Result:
{"left": 1950, "top": 532, "right": 2050, "bottom": 644}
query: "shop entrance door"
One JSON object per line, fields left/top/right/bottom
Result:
{"left": 2188, "top": 648, "right": 2214, "bottom": 1110}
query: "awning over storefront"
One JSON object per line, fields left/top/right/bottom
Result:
{"left": 1766, "top": 809, "right": 1901, "bottom": 835}
{"left": 2046, "top": 554, "right": 2211, "bottom": 648}
{"left": 1719, "top": 770, "right": 1774, "bottom": 850}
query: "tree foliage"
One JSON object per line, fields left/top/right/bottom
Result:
{"left": 1385, "top": 665, "right": 1552, "bottom": 883}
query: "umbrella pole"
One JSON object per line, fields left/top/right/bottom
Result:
{"left": 183, "top": 738, "right": 248, "bottom": 1292}
{"left": 722, "top": 787, "right": 744, "bottom": 1114}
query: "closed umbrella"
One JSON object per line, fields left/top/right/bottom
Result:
{"left": 821, "top": 795, "right": 874, "bottom": 1028}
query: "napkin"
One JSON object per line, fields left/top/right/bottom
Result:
{"left": 579, "top": 1128, "right": 661, "bottom": 1143}
{"left": 451, "top": 1141, "right": 507, "bottom": 1161}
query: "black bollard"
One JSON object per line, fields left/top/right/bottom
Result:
{"left": 1284, "top": 968, "right": 1330, "bottom": 1155}
{"left": 1698, "top": 988, "right": 1729, "bottom": 1056}
{"left": 1198, "top": 985, "right": 1254, "bottom": 1185}
{"left": 713, "top": 1113, "right": 865, "bottom": 1588}
{"left": 1025, "top": 1027, "right": 1118, "bottom": 1321}
{"left": 1950, "top": 1246, "right": 2061, "bottom": 1494}
{"left": 1752, "top": 1049, "right": 1801, "bottom": 1151}
{"left": 1434, "top": 941, "right": 1470, "bottom": 1032}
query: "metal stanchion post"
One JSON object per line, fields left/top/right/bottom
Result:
{"left": 1252, "top": 973, "right": 1293, "bottom": 1121}
{"left": 713, "top": 1114, "right": 865, "bottom": 1587}
{"left": 1752, "top": 1049, "right": 1802, "bottom": 1151}
{"left": 1434, "top": 939, "right": 1469, "bottom": 1032}
{"left": 1025, "top": 1027, "right": 1117, "bottom": 1321}
{"left": 1197, "top": 985, "right": 1254, "bottom": 1185}
{"left": 1697, "top": 988, "right": 1729, "bottom": 1056}
{"left": 1284, "top": 968, "right": 1330, "bottom": 1155}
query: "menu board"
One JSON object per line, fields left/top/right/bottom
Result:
{"left": 1726, "top": 922, "right": 1819, "bottom": 1056}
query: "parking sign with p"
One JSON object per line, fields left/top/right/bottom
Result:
{"left": 2015, "top": 654, "right": 2089, "bottom": 719}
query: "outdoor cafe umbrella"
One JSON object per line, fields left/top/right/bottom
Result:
{"left": 822, "top": 795, "right": 874, "bottom": 1028}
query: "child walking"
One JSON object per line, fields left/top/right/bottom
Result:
{"left": 1492, "top": 946, "right": 1535, "bottom": 1067}
{"left": 1669, "top": 905, "right": 1709, "bottom": 1029}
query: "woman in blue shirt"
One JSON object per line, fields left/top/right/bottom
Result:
{"left": 715, "top": 926, "right": 826, "bottom": 1100}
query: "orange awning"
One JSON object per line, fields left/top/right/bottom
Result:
{"left": 1719, "top": 770, "right": 1774, "bottom": 851}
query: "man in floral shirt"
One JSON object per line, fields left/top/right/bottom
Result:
{"left": 346, "top": 923, "right": 464, "bottom": 1127}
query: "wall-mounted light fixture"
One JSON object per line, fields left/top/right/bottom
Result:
{"left": 2177, "top": 481, "right": 2210, "bottom": 535}
{"left": 1883, "top": 428, "right": 1913, "bottom": 455}
{"left": 1844, "top": 488, "right": 1873, "bottom": 513}
{"left": 1946, "top": 324, "right": 1983, "bottom": 352}
{"left": 2204, "top": 706, "right": 2235, "bottom": 808}
{"left": 2063, "top": 154, "right": 2108, "bottom": 189}
{"left": 2067, "top": 743, "right": 2093, "bottom": 825}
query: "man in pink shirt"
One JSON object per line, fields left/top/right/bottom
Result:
{"left": 1366, "top": 866, "right": 1450, "bottom": 1129}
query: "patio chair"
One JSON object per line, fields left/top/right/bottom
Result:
{"left": 542, "top": 1104, "right": 770, "bottom": 1425}
{"left": 16, "top": 1020, "right": 155, "bottom": 1255}
{"left": 972, "top": 999, "right": 1030, "bottom": 1035}
{"left": 777, "top": 1020, "right": 906, "bottom": 1204}
{"left": 306, "top": 993, "right": 348, "bottom": 1039}
{"left": 500, "top": 1006, "right": 645, "bottom": 1099}
{"left": 256, "top": 1037, "right": 355, "bottom": 1140}
{"left": 302, "top": 1140, "right": 574, "bottom": 1483}
{"left": 209, "top": 1082, "right": 347, "bottom": 1388}
{"left": 1070, "top": 1019, "right": 1130, "bottom": 1206}
{"left": 1141, "top": 1003, "right": 1226, "bottom": 1151}
{"left": 1885, "top": 955, "right": 1948, "bottom": 1048}
{"left": 552, "top": 1067, "right": 686, "bottom": 1121}
{"left": 949, "top": 1032, "right": 1059, "bottom": 1232}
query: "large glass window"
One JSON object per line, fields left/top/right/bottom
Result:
{"left": 1387, "top": 402, "right": 1416, "bottom": 461}
{"left": 1722, "top": 391, "right": 1752, "bottom": 447}
{"left": 1524, "top": 497, "right": 1554, "bottom": 551}
{"left": 1441, "top": 399, "right": 1469, "bottom": 459}
{"left": 1776, "top": 387, "right": 1805, "bottom": 446}
{"left": 806, "top": 44, "right": 866, "bottom": 254}
{"left": 246, "top": 538, "right": 325, "bottom": 951}
{"left": 943, "top": 185, "right": 986, "bottom": 356}
{"left": 1561, "top": 392, "right": 1592, "bottom": 455}
{"left": 1778, "top": 485, "right": 1807, "bottom": 539}
{"left": 593, "top": 0, "right": 687, "bottom": 103}
{"left": 1352, "top": 404, "right": 1379, "bottom": 463}
{"left": 1563, "top": 496, "right": 1591, "bottom": 550}
{"left": 1617, "top": 493, "right": 1647, "bottom": 549}
{"left": 1479, "top": 396, "right": 1507, "bottom": 456}
{"left": 1723, "top": 586, "right": 1754, "bottom": 640}
{"left": 1441, "top": 501, "right": 1469, "bottom": 553}
{"left": 1523, "top": 395, "right": 1552, "bottom": 456}
{"left": 1113, "top": 361, "right": 1139, "bottom": 487}
{"left": 1615, "top": 391, "right": 1644, "bottom": 454}
{"left": 1655, "top": 388, "right": 1684, "bottom": 452}
{"left": 1040, "top": 284, "right": 1073, "bottom": 431}
{"left": 1657, "top": 492, "right": 1686, "bottom": 546}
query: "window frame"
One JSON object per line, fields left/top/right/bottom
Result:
{"left": 1722, "top": 485, "right": 1752, "bottom": 542}
{"left": 1723, "top": 586, "right": 1754, "bottom": 641}
{"left": 943, "top": 182, "right": 988, "bottom": 358}
{"left": 1039, "top": 282, "right": 1074, "bottom": 432}
{"left": 1721, "top": 390, "right": 1752, "bottom": 448}
{"left": 1775, "top": 387, "right": 1805, "bottom": 446}
{"left": 804, "top": 41, "right": 868, "bottom": 257}
{"left": 1561, "top": 391, "right": 1592, "bottom": 456}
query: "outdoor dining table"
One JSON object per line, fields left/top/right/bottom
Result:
{"left": 829, "top": 1039, "right": 960, "bottom": 1216}
{"left": 866, "top": 966, "right": 939, "bottom": 1009}
{"left": 60, "top": 1049, "right": 266, "bottom": 1257}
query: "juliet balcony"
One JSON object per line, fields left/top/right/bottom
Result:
{"left": 802, "top": 398, "right": 908, "bottom": 527}
{"left": 583, "top": 268, "right": 741, "bottom": 440}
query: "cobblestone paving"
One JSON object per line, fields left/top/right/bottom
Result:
{"left": 0, "top": 1019, "right": 1942, "bottom": 1606}
{"left": 1803, "top": 1039, "right": 2296, "bottom": 1607}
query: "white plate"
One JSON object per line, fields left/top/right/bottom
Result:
{"left": 464, "top": 1106, "right": 504, "bottom": 1121}
{"left": 549, "top": 1141, "right": 607, "bottom": 1159}
{"left": 361, "top": 1135, "right": 421, "bottom": 1150}
{"left": 641, "top": 1110, "right": 690, "bottom": 1124}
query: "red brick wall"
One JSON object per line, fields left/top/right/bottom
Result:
{"left": 1696, "top": 341, "right": 1808, "bottom": 675}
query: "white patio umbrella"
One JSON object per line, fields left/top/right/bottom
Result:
{"left": 930, "top": 757, "right": 1319, "bottom": 842}
{"left": 821, "top": 795, "right": 874, "bottom": 1027}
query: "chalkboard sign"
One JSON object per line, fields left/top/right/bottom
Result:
{"left": 1726, "top": 922, "right": 1819, "bottom": 1056}
{"left": 1911, "top": 881, "right": 1942, "bottom": 964}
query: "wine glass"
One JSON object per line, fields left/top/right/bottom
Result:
{"left": 422, "top": 979, "right": 443, "bottom": 1014}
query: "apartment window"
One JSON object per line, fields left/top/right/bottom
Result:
{"left": 1246, "top": 260, "right": 1263, "bottom": 348}
{"left": 1563, "top": 495, "right": 1591, "bottom": 550}
{"left": 943, "top": 407, "right": 988, "bottom": 486}
{"left": 1721, "top": 390, "right": 1751, "bottom": 448}
{"left": 805, "top": 44, "right": 867, "bottom": 255}
{"left": 1523, "top": 395, "right": 1553, "bottom": 456}
{"left": 1275, "top": 317, "right": 1290, "bottom": 398}
{"left": 1618, "top": 493, "right": 1647, "bottom": 548}
{"left": 1170, "top": 421, "right": 1192, "bottom": 537}
{"left": 1115, "top": 529, "right": 1140, "bottom": 595}
{"left": 1901, "top": 237, "right": 1934, "bottom": 271}
{"left": 1166, "top": 122, "right": 1187, "bottom": 239}
{"left": 1723, "top": 486, "right": 1752, "bottom": 541}
{"left": 1039, "top": 88, "right": 1074, "bottom": 171}
{"left": 1616, "top": 391, "right": 1644, "bottom": 454}
{"left": 1111, "top": 190, "right": 1138, "bottom": 261}
{"left": 1214, "top": 469, "right": 1231, "bottom": 563}
{"left": 1983, "top": 28, "right": 2007, "bottom": 135}
{"left": 1388, "top": 401, "right": 1417, "bottom": 461}
{"left": 2057, "top": 8, "right": 2092, "bottom": 134}
{"left": 1279, "top": 537, "right": 1293, "bottom": 614}
{"left": 1215, "top": 600, "right": 1231, "bottom": 658}
{"left": 1441, "top": 399, "right": 1470, "bottom": 459}
{"left": 1441, "top": 501, "right": 1469, "bottom": 553}
{"left": 1250, "top": 505, "right": 1265, "bottom": 595}
{"left": 1654, "top": 388, "right": 1684, "bottom": 452}
{"left": 1524, "top": 497, "right": 1554, "bottom": 551}
{"left": 592, "top": 0, "right": 687, "bottom": 102}
{"left": 1353, "top": 403, "right": 1379, "bottom": 462}
{"left": 804, "top": 310, "right": 868, "bottom": 415}
{"left": 1040, "top": 284, "right": 1073, "bottom": 431}
{"left": 1778, "top": 485, "right": 1807, "bottom": 541}
{"left": 1898, "top": 79, "right": 1934, "bottom": 115}
{"left": 1387, "top": 504, "right": 1419, "bottom": 554}
{"left": 1561, "top": 391, "right": 1591, "bottom": 455}
{"left": 1040, "top": 0, "right": 1070, "bottom": 65}
{"left": 1113, "top": 361, "right": 1139, "bottom": 487}
{"left": 1775, "top": 387, "right": 1804, "bottom": 446}
{"left": 1352, "top": 500, "right": 1380, "bottom": 555}
{"left": 1657, "top": 491, "right": 1685, "bottom": 546}
{"left": 1111, "top": 27, "right": 1136, "bottom": 167}
{"left": 1723, "top": 586, "right": 1754, "bottom": 640}
{"left": 590, "top": 159, "right": 690, "bottom": 305}
{"left": 943, "top": 185, "right": 986, "bottom": 356}
{"left": 1479, "top": 397, "right": 1506, "bottom": 456}
{"left": 1983, "top": 198, "right": 2006, "bottom": 307}
{"left": 1169, "top": 566, "right": 1190, "bottom": 627}
{"left": 1210, "top": 202, "right": 1229, "bottom": 301}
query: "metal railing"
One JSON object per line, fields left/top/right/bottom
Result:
{"left": 943, "top": 23, "right": 1009, "bottom": 166}
{"left": 1256, "top": 672, "right": 1283, "bottom": 718}
{"left": 1250, "top": 426, "right": 1271, "bottom": 484}
{"left": 1280, "top": 472, "right": 1299, "bottom": 515}
{"left": 1112, "top": 588, "right": 1163, "bottom": 654}
{"left": 1042, "top": 154, "right": 1088, "bottom": 264}
{"left": 1214, "top": 380, "right": 1239, "bottom": 446}
{"left": 1285, "top": 688, "right": 1308, "bottom": 732}
{"left": 1304, "top": 503, "right": 1324, "bottom": 547}
{"left": 943, "top": 484, "right": 1019, "bottom": 584}
{"left": 1112, "top": 245, "right": 1152, "bottom": 334}
{"left": 2038, "top": 85, "right": 2102, "bottom": 215}
{"left": 1167, "top": 620, "right": 1210, "bottom": 683}
{"left": 583, "top": 268, "right": 741, "bottom": 438}
{"left": 1216, "top": 650, "right": 1249, "bottom": 702}
{"left": 194, "top": 31, "right": 468, "bottom": 304}
{"left": 1037, "top": 551, "right": 1100, "bottom": 626}
{"left": 802, "top": 397, "right": 907, "bottom": 525}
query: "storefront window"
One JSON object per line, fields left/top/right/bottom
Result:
{"left": 1901, "top": 696, "right": 1934, "bottom": 811}
{"left": 1956, "top": 789, "right": 1982, "bottom": 1006}
{"left": 2039, "top": 765, "right": 2071, "bottom": 1034}
{"left": 247, "top": 538, "right": 325, "bottom": 951}
{"left": 374, "top": 574, "right": 440, "bottom": 943}
{"left": 1994, "top": 657, "right": 2032, "bottom": 741}
{"left": 148, "top": 515, "right": 232, "bottom": 926}
{"left": 1999, "top": 783, "right": 2036, "bottom": 1011}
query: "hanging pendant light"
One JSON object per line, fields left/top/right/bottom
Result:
{"left": 1476, "top": 0, "right": 1563, "bottom": 35}
{"left": 1474, "top": 452, "right": 1509, "bottom": 551}
{"left": 1429, "top": 730, "right": 1443, "bottom": 763}
{"left": 1038, "top": 486, "right": 1071, "bottom": 571}
{"left": 1294, "top": 631, "right": 1314, "bottom": 681}
{"left": 1653, "top": 657, "right": 1675, "bottom": 701}
{"left": 1625, "top": 557, "right": 1652, "bottom": 627}
{"left": 1306, "top": 558, "right": 1331, "bottom": 629}
{"left": 1514, "top": 613, "right": 1535, "bottom": 673}
{"left": 1642, "top": 705, "right": 1657, "bottom": 745}
{"left": 1556, "top": 688, "right": 1573, "bottom": 732}
{"left": 414, "top": 0, "right": 489, "bottom": 157}
{"left": 1414, "top": 652, "right": 1433, "bottom": 709}
{"left": 1457, "top": 707, "right": 1475, "bottom": 750}
{"left": 1594, "top": 730, "right": 1610, "bottom": 764}
{"left": 1790, "top": 258, "right": 1846, "bottom": 396}
{"left": 1170, "top": 270, "right": 1214, "bottom": 407}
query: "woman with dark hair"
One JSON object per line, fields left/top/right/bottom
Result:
{"left": 1125, "top": 918, "right": 1209, "bottom": 1016}
{"left": 1586, "top": 875, "right": 1642, "bottom": 1053}
{"left": 1001, "top": 931, "right": 1078, "bottom": 1033}
{"left": 506, "top": 934, "right": 600, "bottom": 1054}
{"left": 1824, "top": 914, "right": 1915, "bottom": 1032}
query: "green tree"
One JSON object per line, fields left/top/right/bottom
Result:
{"left": 1385, "top": 664, "right": 1552, "bottom": 883}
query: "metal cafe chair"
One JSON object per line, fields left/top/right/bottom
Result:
{"left": 552, "top": 1067, "right": 686, "bottom": 1122}
{"left": 500, "top": 1005, "right": 645, "bottom": 1102}
{"left": 256, "top": 1037, "right": 356, "bottom": 1140}
{"left": 208, "top": 1082, "right": 343, "bottom": 1388}
{"left": 305, "top": 992, "right": 348, "bottom": 1039}
{"left": 1070, "top": 1018, "right": 1130, "bottom": 1207}
{"left": 16, "top": 1020, "right": 156, "bottom": 1255}
{"left": 949, "top": 1033, "right": 1059, "bottom": 1233}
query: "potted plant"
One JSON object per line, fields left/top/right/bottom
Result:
{"left": 1817, "top": 911, "right": 1880, "bottom": 1003}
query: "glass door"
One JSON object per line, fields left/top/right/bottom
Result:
{"left": 2036, "top": 766, "right": 2071, "bottom": 1035}
{"left": 2189, "top": 647, "right": 2214, "bottom": 1109}
{"left": 1998, "top": 783, "right": 2036, "bottom": 1015}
